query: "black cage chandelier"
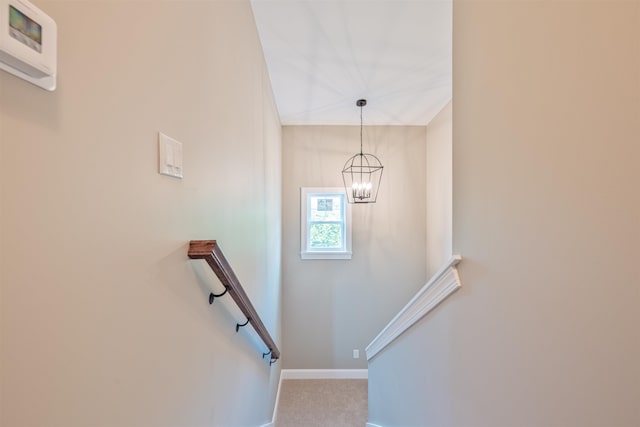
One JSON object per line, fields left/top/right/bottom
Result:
{"left": 342, "top": 99, "right": 384, "bottom": 204}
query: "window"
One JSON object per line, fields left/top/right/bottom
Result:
{"left": 301, "top": 187, "right": 352, "bottom": 260}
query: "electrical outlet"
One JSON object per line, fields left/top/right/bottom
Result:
{"left": 353, "top": 349, "right": 360, "bottom": 359}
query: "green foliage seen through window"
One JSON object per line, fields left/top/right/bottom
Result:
{"left": 309, "top": 223, "right": 342, "bottom": 248}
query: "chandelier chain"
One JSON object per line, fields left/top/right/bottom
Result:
{"left": 360, "top": 103, "right": 363, "bottom": 155}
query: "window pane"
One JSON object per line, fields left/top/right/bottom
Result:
{"left": 310, "top": 195, "right": 343, "bottom": 221}
{"left": 309, "top": 223, "right": 343, "bottom": 249}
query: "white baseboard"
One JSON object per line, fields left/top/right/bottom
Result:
{"left": 265, "top": 370, "right": 284, "bottom": 427}
{"left": 366, "top": 423, "right": 384, "bottom": 427}
{"left": 281, "top": 369, "right": 368, "bottom": 379}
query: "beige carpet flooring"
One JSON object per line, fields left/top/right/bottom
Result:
{"left": 275, "top": 379, "right": 368, "bottom": 427}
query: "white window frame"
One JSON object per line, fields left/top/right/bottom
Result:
{"left": 300, "top": 187, "right": 352, "bottom": 260}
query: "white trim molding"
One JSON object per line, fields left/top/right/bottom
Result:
{"left": 281, "top": 369, "right": 368, "bottom": 380}
{"left": 266, "top": 370, "right": 284, "bottom": 427}
{"left": 366, "top": 423, "right": 384, "bottom": 427}
{"left": 365, "top": 255, "right": 462, "bottom": 361}
{"left": 300, "top": 187, "right": 353, "bottom": 260}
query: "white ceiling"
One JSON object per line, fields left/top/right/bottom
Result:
{"left": 250, "top": 0, "right": 452, "bottom": 126}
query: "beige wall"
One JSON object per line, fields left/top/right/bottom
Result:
{"left": 369, "top": 1, "right": 640, "bottom": 426}
{"left": 281, "top": 125, "right": 427, "bottom": 369}
{"left": 0, "top": 2, "right": 282, "bottom": 426}
{"left": 426, "top": 101, "right": 453, "bottom": 278}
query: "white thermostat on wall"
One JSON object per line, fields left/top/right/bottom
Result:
{"left": 0, "top": 0, "right": 57, "bottom": 90}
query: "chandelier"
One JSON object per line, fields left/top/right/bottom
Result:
{"left": 341, "top": 99, "right": 384, "bottom": 204}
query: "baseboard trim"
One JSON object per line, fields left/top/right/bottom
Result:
{"left": 366, "top": 423, "right": 384, "bottom": 427}
{"left": 266, "top": 370, "right": 284, "bottom": 427}
{"left": 281, "top": 369, "right": 368, "bottom": 379}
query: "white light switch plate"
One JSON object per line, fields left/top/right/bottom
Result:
{"left": 158, "top": 132, "right": 183, "bottom": 178}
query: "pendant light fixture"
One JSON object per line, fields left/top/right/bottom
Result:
{"left": 342, "top": 99, "right": 384, "bottom": 204}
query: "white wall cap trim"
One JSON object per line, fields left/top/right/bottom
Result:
{"left": 281, "top": 369, "right": 368, "bottom": 379}
{"left": 365, "top": 255, "right": 462, "bottom": 361}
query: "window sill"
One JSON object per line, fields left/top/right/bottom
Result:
{"left": 301, "top": 251, "right": 352, "bottom": 260}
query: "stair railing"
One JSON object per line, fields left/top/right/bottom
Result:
{"left": 188, "top": 240, "right": 280, "bottom": 365}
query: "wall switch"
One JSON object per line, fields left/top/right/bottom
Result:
{"left": 159, "top": 132, "right": 183, "bottom": 178}
{"left": 353, "top": 349, "right": 360, "bottom": 359}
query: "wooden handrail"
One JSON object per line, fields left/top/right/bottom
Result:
{"left": 188, "top": 240, "right": 280, "bottom": 362}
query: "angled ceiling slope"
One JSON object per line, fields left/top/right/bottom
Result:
{"left": 251, "top": 0, "right": 452, "bottom": 126}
